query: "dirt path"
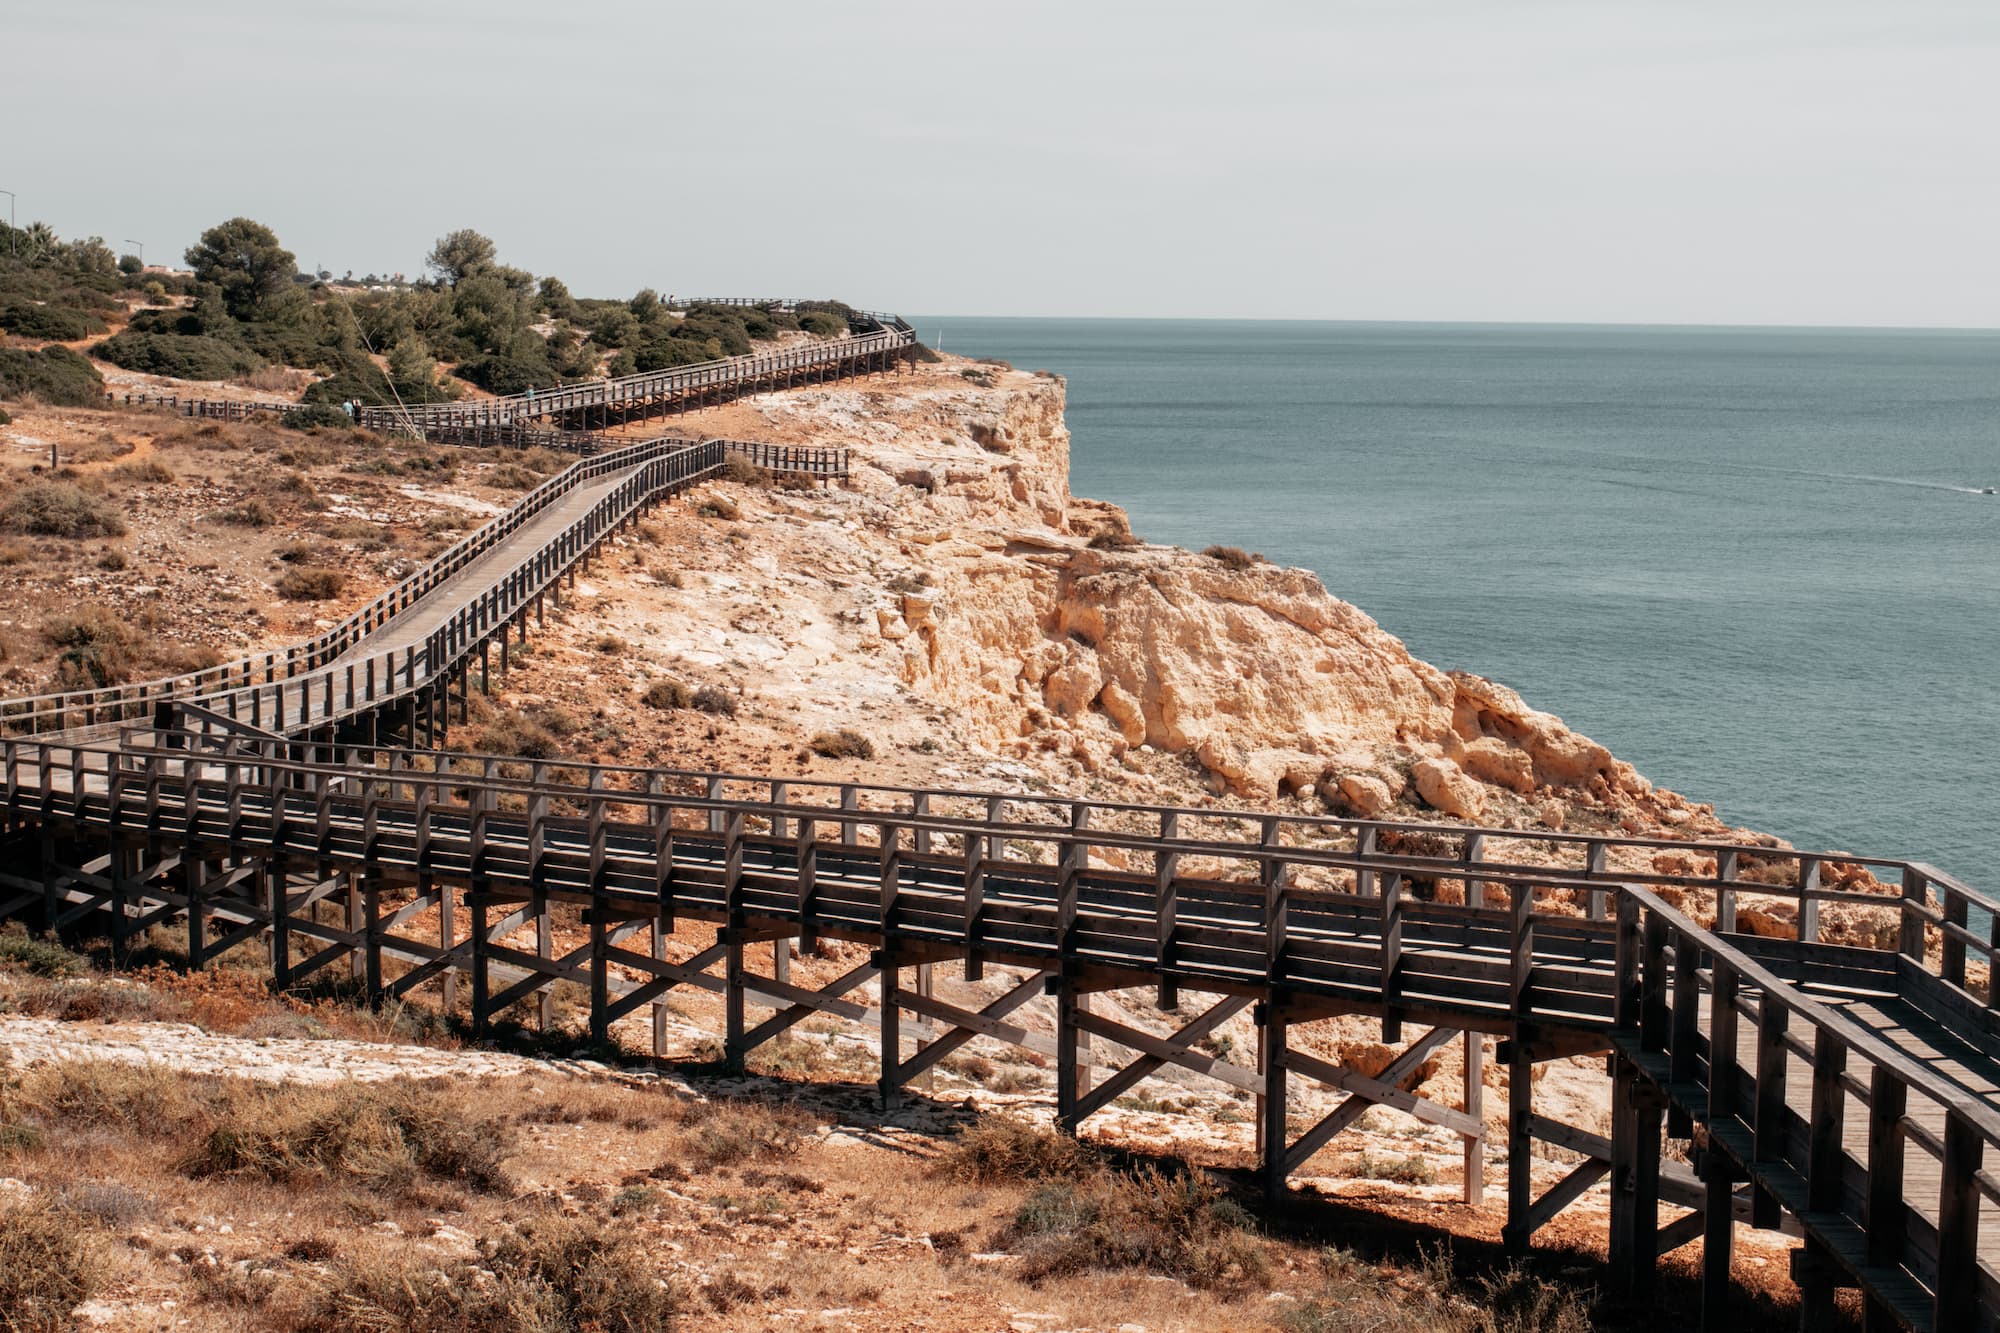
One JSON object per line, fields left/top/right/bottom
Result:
{"left": 0, "top": 1016, "right": 620, "bottom": 1085}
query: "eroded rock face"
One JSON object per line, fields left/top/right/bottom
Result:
{"left": 1412, "top": 757, "right": 1485, "bottom": 820}
{"left": 579, "top": 358, "right": 1748, "bottom": 852}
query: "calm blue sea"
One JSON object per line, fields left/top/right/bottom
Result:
{"left": 917, "top": 318, "right": 2000, "bottom": 888}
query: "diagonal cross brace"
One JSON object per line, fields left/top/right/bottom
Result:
{"left": 1283, "top": 1026, "right": 1466, "bottom": 1175}
{"left": 1072, "top": 994, "right": 1254, "bottom": 1121}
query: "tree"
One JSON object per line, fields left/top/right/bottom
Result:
{"left": 118, "top": 253, "right": 144, "bottom": 276}
{"left": 185, "top": 217, "right": 297, "bottom": 320}
{"left": 536, "top": 276, "right": 576, "bottom": 320}
{"left": 426, "top": 228, "right": 496, "bottom": 287}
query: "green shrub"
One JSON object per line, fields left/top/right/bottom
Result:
{"left": 41, "top": 604, "right": 146, "bottom": 686}
{"left": 809, "top": 729, "right": 873, "bottom": 759}
{"left": 92, "top": 331, "right": 259, "bottom": 381}
{"left": 0, "top": 303, "right": 108, "bottom": 341}
{"left": 299, "top": 351, "right": 395, "bottom": 407}
{"left": 0, "top": 924, "right": 87, "bottom": 978}
{"left": 634, "top": 337, "right": 722, "bottom": 372}
{"left": 276, "top": 567, "right": 344, "bottom": 601}
{"left": 0, "top": 480, "right": 125, "bottom": 537}
{"left": 281, "top": 402, "right": 354, "bottom": 431}
{"left": 454, "top": 353, "right": 555, "bottom": 395}
{"left": 0, "top": 407, "right": 11, "bottom": 426}
{"left": 0, "top": 345, "right": 105, "bottom": 405}
{"left": 799, "top": 311, "right": 847, "bottom": 339}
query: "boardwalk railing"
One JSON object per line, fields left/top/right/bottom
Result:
{"left": 1617, "top": 886, "right": 2000, "bottom": 1329}
{"left": 358, "top": 308, "right": 915, "bottom": 433}
{"left": 0, "top": 434, "right": 846, "bottom": 737}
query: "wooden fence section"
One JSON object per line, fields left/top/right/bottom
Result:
{"left": 358, "top": 310, "right": 916, "bottom": 435}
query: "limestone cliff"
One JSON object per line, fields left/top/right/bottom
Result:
{"left": 521, "top": 358, "right": 1737, "bottom": 860}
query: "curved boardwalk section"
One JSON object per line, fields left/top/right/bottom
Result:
{"left": 6, "top": 301, "right": 1995, "bottom": 1331}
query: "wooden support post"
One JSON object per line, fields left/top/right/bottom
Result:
{"left": 1504, "top": 1048, "right": 1534, "bottom": 1253}
{"left": 1054, "top": 974, "right": 1081, "bottom": 1133}
{"left": 589, "top": 895, "right": 609, "bottom": 1047}
{"left": 533, "top": 888, "right": 553, "bottom": 1032}
{"left": 187, "top": 858, "right": 207, "bottom": 970}
{"left": 651, "top": 914, "right": 669, "bottom": 1058}
{"left": 271, "top": 859, "right": 291, "bottom": 990}
{"left": 1609, "top": 1058, "right": 1663, "bottom": 1295}
{"left": 438, "top": 883, "right": 457, "bottom": 1014}
{"left": 1703, "top": 1149, "right": 1740, "bottom": 1331}
{"left": 1261, "top": 1002, "right": 1289, "bottom": 1203}
{"left": 878, "top": 951, "right": 902, "bottom": 1110}
{"left": 362, "top": 870, "right": 382, "bottom": 1003}
{"left": 1937, "top": 1110, "right": 1983, "bottom": 1332}
{"left": 1463, "top": 1030, "right": 1486, "bottom": 1207}
{"left": 724, "top": 930, "right": 746, "bottom": 1072}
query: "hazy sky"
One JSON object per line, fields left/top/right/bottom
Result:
{"left": 9, "top": 1, "right": 1998, "bottom": 325}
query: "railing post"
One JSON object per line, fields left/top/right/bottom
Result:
{"left": 1899, "top": 866, "right": 1927, "bottom": 961}
{"left": 1937, "top": 1109, "right": 1983, "bottom": 1331}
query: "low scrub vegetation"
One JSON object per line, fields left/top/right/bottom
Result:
{"left": 1280, "top": 1246, "right": 1594, "bottom": 1333}
{"left": 640, "top": 678, "right": 692, "bottom": 710}
{"left": 810, "top": 729, "right": 874, "bottom": 760}
{"left": 691, "top": 685, "right": 737, "bottom": 717}
{"left": 94, "top": 330, "right": 262, "bottom": 381}
{"left": 0, "top": 479, "right": 125, "bottom": 538}
{"left": 254, "top": 1215, "right": 681, "bottom": 1332}
{"left": 1, "top": 302, "right": 108, "bottom": 340}
{"left": 476, "top": 703, "right": 581, "bottom": 760}
{"left": 276, "top": 567, "right": 344, "bottom": 601}
{"left": 0, "top": 1197, "right": 107, "bottom": 1331}
{"left": 934, "top": 1116, "right": 1264, "bottom": 1292}
{"left": 0, "top": 344, "right": 104, "bottom": 405}
{"left": 42, "top": 605, "right": 147, "bottom": 688}
{"left": 210, "top": 496, "right": 276, "bottom": 527}
{"left": 1202, "top": 544, "right": 1262, "bottom": 570}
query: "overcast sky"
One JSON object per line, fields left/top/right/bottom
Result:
{"left": 8, "top": 1, "right": 1997, "bottom": 325}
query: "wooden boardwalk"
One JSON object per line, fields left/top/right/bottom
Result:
{"left": 5, "top": 301, "right": 1997, "bottom": 1331}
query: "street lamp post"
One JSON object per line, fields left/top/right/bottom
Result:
{"left": 124, "top": 239, "right": 144, "bottom": 268}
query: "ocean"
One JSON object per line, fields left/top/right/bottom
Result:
{"left": 916, "top": 317, "right": 2000, "bottom": 889}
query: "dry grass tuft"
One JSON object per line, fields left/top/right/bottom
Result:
{"left": 932, "top": 1115, "right": 1096, "bottom": 1184}
{"left": 1281, "top": 1247, "right": 1595, "bottom": 1333}
{"left": 0, "top": 479, "right": 125, "bottom": 538}
{"left": 247, "top": 1214, "right": 680, "bottom": 1332}
{"left": 677, "top": 1098, "right": 815, "bottom": 1168}
{"left": 1201, "top": 544, "right": 1260, "bottom": 571}
{"left": 809, "top": 729, "right": 874, "bottom": 760}
{"left": 0, "top": 1198, "right": 107, "bottom": 1331}
{"left": 640, "top": 678, "right": 692, "bottom": 710}
{"left": 183, "top": 1080, "right": 510, "bottom": 1196}
{"left": 721, "top": 453, "right": 772, "bottom": 487}
{"left": 276, "top": 567, "right": 344, "bottom": 601}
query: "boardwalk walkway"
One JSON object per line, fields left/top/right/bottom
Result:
{"left": 6, "top": 302, "right": 1997, "bottom": 1331}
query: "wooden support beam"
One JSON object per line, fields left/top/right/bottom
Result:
{"left": 1280, "top": 1027, "right": 1463, "bottom": 1175}
{"left": 1070, "top": 993, "right": 1251, "bottom": 1121}
{"left": 1505, "top": 1048, "right": 1534, "bottom": 1254}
